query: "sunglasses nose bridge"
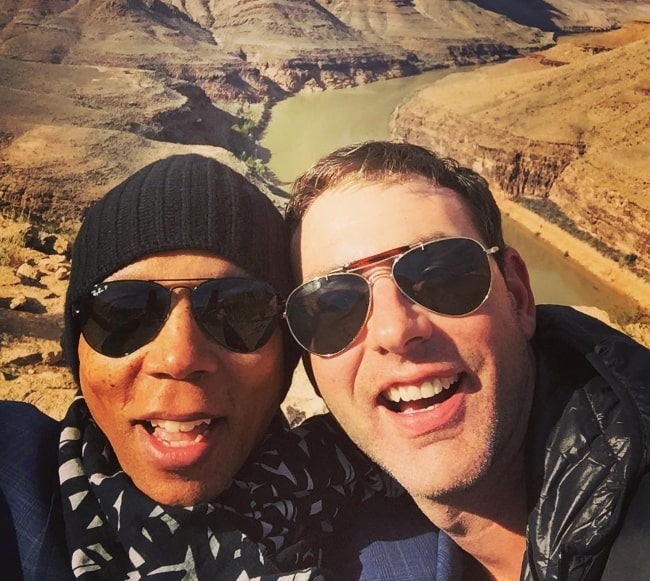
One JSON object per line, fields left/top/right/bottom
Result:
{"left": 166, "top": 284, "right": 195, "bottom": 297}
{"left": 145, "top": 285, "right": 206, "bottom": 347}
{"left": 365, "top": 266, "right": 394, "bottom": 288}
{"left": 363, "top": 262, "right": 409, "bottom": 303}
{"left": 164, "top": 284, "right": 201, "bottom": 314}
{"left": 160, "top": 288, "right": 196, "bottom": 330}
{"left": 141, "top": 292, "right": 220, "bottom": 379}
{"left": 364, "top": 263, "right": 419, "bottom": 315}
{"left": 362, "top": 273, "right": 434, "bottom": 356}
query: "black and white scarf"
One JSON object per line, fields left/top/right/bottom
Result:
{"left": 59, "top": 395, "right": 398, "bottom": 579}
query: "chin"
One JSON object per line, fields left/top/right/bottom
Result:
{"left": 136, "top": 477, "right": 224, "bottom": 507}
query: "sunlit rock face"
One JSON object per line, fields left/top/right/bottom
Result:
{"left": 391, "top": 22, "right": 650, "bottom": 283}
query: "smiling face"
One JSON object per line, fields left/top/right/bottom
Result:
{"left": 291, "top": 177, "right": 537, "bottom": 504}
{"left": 77, "top": 250, "right": 284, "bottom": 506}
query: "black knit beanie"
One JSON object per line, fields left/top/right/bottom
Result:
{"left": 64, "top": 154, "right": 299, "bottom": 387}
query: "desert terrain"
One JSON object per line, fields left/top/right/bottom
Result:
{"left": 1, "top": 0, "right": 649, "bottom": 419}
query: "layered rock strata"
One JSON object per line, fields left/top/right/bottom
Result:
{"left": 391, "top": 23, "right": 650, "bottom": 287}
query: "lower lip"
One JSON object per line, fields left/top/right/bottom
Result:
{"left": 381, "top": 387, "right": 466, "bottom": 439}
{"left": 136, "top": 422, "right": 222, "bottom": 471}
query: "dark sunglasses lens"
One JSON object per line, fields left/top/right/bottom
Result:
{"left": 286, "top": 275, "right": 370, "bottom": 356}
{"left": 80, "top": 282, "right": 170, "bottom": 357}
{"left": 394, "top": 238, "right": 492, "bottom": 316}
{"left": 193, "top": 279, "right": 280, "bottom": 353}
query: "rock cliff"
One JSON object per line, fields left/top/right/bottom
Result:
{"left": 391, "top": 22, "right": 650, "bottom": 285}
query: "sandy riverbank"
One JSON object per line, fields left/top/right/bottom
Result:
{"left": 500, "top": 197, "right": 650, "bottom": 346}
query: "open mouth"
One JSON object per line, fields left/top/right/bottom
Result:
{"left": 380, "top": 374, "right": 461, "bottom": 413}
{"left": 140, "top": 418, "right": 216, "bottom": 447}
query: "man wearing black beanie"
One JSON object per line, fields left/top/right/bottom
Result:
{"left": 64, "top": 153, "right": 298, "bottom": 386}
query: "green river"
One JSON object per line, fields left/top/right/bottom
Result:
{"left": 260, "top": 69, "right": 639, "bottom": 320}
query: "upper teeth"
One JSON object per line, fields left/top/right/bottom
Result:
{"left": 385, "top": 375, "right": 458, "bottom": 403}
{"left": 149, "top": 419, "right": 211, "bottom": 433}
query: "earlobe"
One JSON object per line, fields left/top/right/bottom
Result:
{"left": 502, "top": 248, "right": 536, "bottom": 339}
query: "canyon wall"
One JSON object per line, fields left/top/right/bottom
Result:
{"left": 1, "top": 0, "right": 648, "bottom": 224}
{"left": 391, "top": 23, "right": 650, "bottom": 283}
{"left": 0, "top": 0, "right": 572, "bottom": 223}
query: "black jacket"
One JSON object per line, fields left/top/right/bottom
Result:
{"left": 0, "top": 401, "right": 73, "bottom": 581}
{"left": 523, "top": 305, "right": 650, "bottom": 580}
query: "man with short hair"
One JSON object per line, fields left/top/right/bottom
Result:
{"left": 284, "top": 141, "right": 650, "bottom": 580}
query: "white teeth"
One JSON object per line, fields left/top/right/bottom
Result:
{"left": 385, "top": 375, "right": 458, "bottom": 404}
{"left": 420, "top": 381, "right": 436, "bottom": 398}
{"left": 164, "top": 434, "right": 206, "bottom": 447}
{"left": 406, "top": 385, "right": 420, "bottom": 400}
{"left": 387, "top": 387, "right": 401, "bottom": 402}
{"left": 149, "top": 419, "right": 211, "bottom": 433}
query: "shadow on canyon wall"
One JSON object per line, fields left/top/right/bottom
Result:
{"left": 469, "top": 0, "right": 564, "bottom": 32}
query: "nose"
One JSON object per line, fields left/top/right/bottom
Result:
{"left": 364, "top": 272, "right": 433, "bottom": 355}
{"left": 142, "top": 292, "right": 219, "bottom": 380}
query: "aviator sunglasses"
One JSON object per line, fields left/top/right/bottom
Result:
{"left": 284, "top": 236, "right": 500, "bottom": 357}
{"left": 72, "top": 277, "right": 282, "bottom": 357}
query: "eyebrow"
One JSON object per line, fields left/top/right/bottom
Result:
{"left": 306, "top": 231, "right": 450, "bottom": 280}
{"left": 336, "top": 241, "right": 415, "bottom": 273}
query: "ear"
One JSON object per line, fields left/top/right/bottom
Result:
{"left": 502, "top": 247, "right": 536, "bottom": 339}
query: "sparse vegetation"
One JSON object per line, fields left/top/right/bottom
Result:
{"left": 517, "top": 196, "right": 621, "bottom": 261}
{"left": 233, "top": 117, "right": 258, "bottom": 137}
{"left": 227, "top": 102, "right": 266, "bottom": 139}
{"left": 0, "top": 214, "right": 33, "bottom": 267}
{"left": 519, "top": 196, "right": 644, "bottom": 275}
{"left": 242, "top": 155, "right": 274, "bottom": 181}
{"left": 623, "top": 253, "right": 638, "bottom": 266}
{"left": 0, "top": 208, "right": 77, "bottom": 267}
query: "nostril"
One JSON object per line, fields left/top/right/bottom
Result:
{"left": 367, "top": 289, "right": 433, "bottom": 354}
{"left": 186, "top": 370, "right": 207, "bottom": 383}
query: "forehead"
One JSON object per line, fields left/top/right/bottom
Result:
{"left": 292, "top": 177, "right": 482, "bottom": 280}
{"left": 105, "top": 250, "right": 248, "bottom": 282}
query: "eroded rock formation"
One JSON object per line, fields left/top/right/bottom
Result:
{"left": 391, "top": 23, "right": 650, "bottom": 282}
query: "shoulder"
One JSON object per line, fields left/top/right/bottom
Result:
{"left": 0, "top": 399, "right": 60, "bottom": 435}
{"left": 0, "top": 400, "right": 61, "bottom": 485}
{"left": 0, "top": 400, "right": 60, "bottom": 485}
{"left": 323, "top": 495, "right": 462, "bottom": 580}
{"left": 529, "top": 307, "right": 650, "bottom": 576}
{"left": 534, "top": 305, "right": 650, "bottom": 422}
{"left": 535, "top": 305, "right": 648, "bottom": 364}
{"left": 602, "top": 472, "right": 650, "bottom": 579}
{"left": 0, "top": 401, "right": 72, "bottom": 580}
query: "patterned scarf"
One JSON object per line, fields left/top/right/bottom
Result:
{"left": 59, "top": 396, "right": 397, "bottom": 579}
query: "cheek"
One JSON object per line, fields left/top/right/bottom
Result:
{"left": 230, "top": 333, "right": 285, "bottom": 400}
{"left": 77, "top": 340, "right": 134, "bottom": 423}
{"left": 310, "top": 358, "right": 336, "bottom": 389}
{"left": 310, "top": 353, "right": 358, "bottom": 406}
{"left": 226, "top": 339, "right": 286, "bottom": 452}
{"left": 468, "top": 306, "right": 532, "bottom": 408}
